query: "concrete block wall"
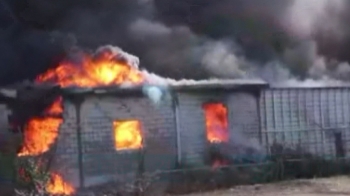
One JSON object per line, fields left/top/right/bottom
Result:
{"left": 176, "top": 93, "right": 207, "bottom": 167}
{"left": 227, "top": 93, "right": 262, "bottom": 157}
{"left": 78, "top": 95, "right": 177, "bottom": 187}
{"left": 176, "top": 91, "right": 261, "bottom": 166}
{"left": 52, "top": 100, "right": 80, "bottom": 188}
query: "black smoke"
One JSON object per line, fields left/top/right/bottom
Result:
{"left": 0, "top": 0, "right": 68, "bottom": 86}
{"left": 2, "top": 0, "right": 350, "bottom": 84}
{"left": 153, "top": 0, "right": 350, "bottom": 81}
{"left": 154, "top": 0, "right": 292, "bottom": 59}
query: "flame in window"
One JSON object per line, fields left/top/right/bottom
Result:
{"left": 203, "top": 103, "right": 229, "bottom": 143}
{"left": 113, "top": 120, "right": 143, "bottom": 150}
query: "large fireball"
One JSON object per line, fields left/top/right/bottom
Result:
{"left": 36, "top": 46, "right": 145, "bottom": 87}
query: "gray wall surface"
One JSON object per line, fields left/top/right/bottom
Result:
{"left": 51, "top": 100, "right": 80, "bottom": 188}
{"left": 176, "top": 91, "right": 262, "bottom": 166}
{"left": 52, "top": 95, "right": 178, "bottom": 189}
{"left": 76, "top": 95, "right": 177, "bottom": 187}
{"left": 52, "top": 90, "right": 263, "bottom": 189}
{"left": 260, "top": 88, "right": 350, "bottom": 158}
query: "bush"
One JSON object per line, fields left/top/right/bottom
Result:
{"left": 15, "top": 157, "right": 51, "bottom": 195}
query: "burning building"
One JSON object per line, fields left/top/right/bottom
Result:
{"left": 34, "top": 78, "right": 266, "bottom": 189}
{"left": 2, "top": 44, "right": 349, "bottom": 194}
{"left": 1, "top": 0, "right": 350, "bottom": 194}
{"left": 0, "top": 45, "right": 267, "bottom": 192}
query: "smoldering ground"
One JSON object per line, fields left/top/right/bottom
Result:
{"left": 2, "top": 0, "right": 350, "bottom": 85}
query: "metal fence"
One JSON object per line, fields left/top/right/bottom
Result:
{"left": 260, "top": 88, "right": 350, "bottom": 159}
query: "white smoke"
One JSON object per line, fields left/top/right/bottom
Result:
{"left": 334, "top": 62, "right": 350, "bottom": 80}
{"left": 284, "top": 0, "right": 346, "bottom": 39}
{"left": 96, "top": 45, "right": 140, "bottom": 68}
{"left": 142, "top": 85, "right": 164, "bottom": 105}
{"left": 268, "top": 0, "right": 350, "bottom": 87}
{"left": 200, "top": 41, "right": 247, "bottom": 78}
{"left": 273, "top": 77, "right": 347, "bottom": 88}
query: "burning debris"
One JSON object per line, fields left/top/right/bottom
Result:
{"left": 46, "top": 173, "right": 75, "bottom": 195}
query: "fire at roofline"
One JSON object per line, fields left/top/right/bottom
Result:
{"left": 1, "top": 0, "right": 350, "bottom": 86}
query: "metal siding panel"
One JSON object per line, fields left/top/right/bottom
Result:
{"left": 259, "top": 88, "right": 345, "bottom": 158}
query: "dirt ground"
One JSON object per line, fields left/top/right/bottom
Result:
{"left": 180, "top": 176, "right": 350, "bottom": 196}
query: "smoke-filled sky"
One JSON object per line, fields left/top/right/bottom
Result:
{"left": 2, "top": 0, "right": 350, "bottom": 85}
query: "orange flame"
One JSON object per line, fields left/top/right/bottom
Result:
{"left": 36, "top": 49, "right": 145, "bottom": 87}
{"left": 18, "top": 117, "right": 62, "bottom": 157}
{"left": 18, "top": 97, "right": 63, "bottom": 156}
{"left": 203, "top": 103, "right": 229, "bottom": 143}
{"left": 113, "top": 120, "right": 143, "bottom": 150}
{"left": 46, "top": 173, "right": 75, "bottom": 195}
{"left": 45, "top": 97, "right": 63, "bottom": 115}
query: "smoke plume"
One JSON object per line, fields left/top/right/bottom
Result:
{"left": 2, "top": 0, "right": 350, "bottom": 85}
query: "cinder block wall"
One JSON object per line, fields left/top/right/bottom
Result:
{"left": 227, "top": 93, "right": 262, "bottom": 158}
{"left": 52, "top": 100, "right": 80, "bottom": 188}
{"left": 176, "top": 91, "right": 262, "bottom": 166}
{"left": 176, "top": 92, "right": 207, "bottom": 167}
{"left": 76, "top": 95, "right": 177, "bottom": 187}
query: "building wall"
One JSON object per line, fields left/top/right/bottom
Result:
{"left": 53, "top": 90, "right": 263, "bottom": 189}
{"left": 176, "top": 91, "right": 262, "bottom": 166}
{"left": 260, "top": 88, "right": 350, "bottom": 158}
{"left": 52, "top": 100, "right": 80, "bottom": 187}
{"left": 227, "top": 92, "right": 263, "bottom": 161}
{"left": 77, "top": 95, "right": 177, "bottom": 187}
{"left": 52, "top": 87, "right": 350, "bottom": 189}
